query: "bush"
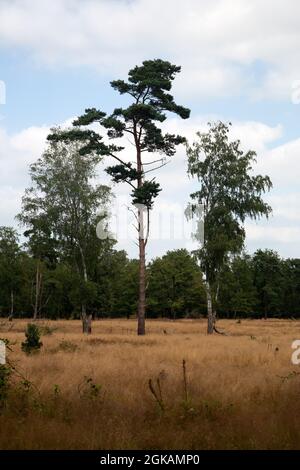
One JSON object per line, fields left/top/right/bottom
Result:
{"left": 58, "top": 340, "right": 78, "bottom": 352}
{"left": 39, "top": 324, "right": 57, "bottom": 336}
{"left": 21, "top": 323, "right": 43, "bottom": 354}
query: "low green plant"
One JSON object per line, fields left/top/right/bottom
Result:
{"left": 21, "top": 323, "right": 43, "bottom": 354}
{"left": 53, "top": 384, "right": 61, "bottom": 397}
{"left": 78, "top": 376, "right": 102, "bottom": 400}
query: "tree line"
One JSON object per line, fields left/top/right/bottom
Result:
{"left": 1, "top": 230, "right": 299, "bottom": 321}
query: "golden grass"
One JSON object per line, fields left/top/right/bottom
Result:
{"left": 1, "top": 318, "right": 300, "bottom": 450}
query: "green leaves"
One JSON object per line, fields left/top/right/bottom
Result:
{"left": 105, "top": 163, "right": 140, "bottom": 185}
{"left": 147, "top": 249, "right": 206, "bottom": 318}
{"left": 21, "top": 323, "right": 43, "bottom": 354}
{"left": 47, "top": 128, "right": 112, "bottom": 157}
{"left": 127, "top": 59, "right": 181, "bottom": 90}
{"left": 73, "top": 108, "right": 106, "bottom": 126}
{"left": 187, "top": 121, "right": 273, "bottom": 290}
{"left": 18, "top": 135, "right": 112, "bottom": 294}
{"left": 131, "top": 181, "right": 161, "bottom": 209}
{"left": 102, "top": 115, "right": 126, "bottom": 138}
{"left": 110, "top": 80, "right": 132, "bottom": 95}
{"left": 252, "top": 249, "right": 285, "bottom": 317}
{"left": 142, "top": 127, "right": 186, "bottom": 156}
{"left": 114, "top": 103, "right": 166, "bottom": 123}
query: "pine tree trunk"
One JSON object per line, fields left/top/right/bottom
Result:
{"left": 137, "top": 206, "right": 146, "bottom": 336}
{"left": 136, "top": 138, "right": 146, "bottom": 336}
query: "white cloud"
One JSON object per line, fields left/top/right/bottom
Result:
{"left": 270, "top": 194, "right": 300, "bottom": 222}
{"left": 257, "top": 138, "right": 300, "bottom": 188}
{"left": 245, "top": 224, "right": 300, "bottom": 244}
{"left": 230, "top": 122, "right": 283, "bottom": 152}
{"left": 10, "top": 125, "right": 49, "bottom": 154}
{"left": 0, "top": 0, "right": 300, "bottom": 99}
{"left": 0, "top": 126, "right": 48, "bottom": 228}
{"left": 0, "top": 119, "right": 73, "bottom": 229}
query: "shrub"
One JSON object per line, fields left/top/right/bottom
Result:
{"left": 39, "top": 324, "right": 57, "bottom": 336}
{"left": 21, "top": 323, "right": 43, "bottom": 354}
{"left": 58, "top": 340, "right": 78, "bottom": 352}
{"left": 78, "top": 376, "right": 102, "bottom": 400}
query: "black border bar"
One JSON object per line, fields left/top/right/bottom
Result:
{"left": 0, "top": 450, "right": 298, "bottom": 466}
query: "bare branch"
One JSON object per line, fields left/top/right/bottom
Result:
{"left": 143, "top": 161, "right": 171, "bottom": 175}
{"left": 124, "top": 128, "right": 135, "bottom": 136}
{"left": 125, "top": 137, "right": 137, "bottom": 148}
{"left": 142, "top": 158, "right": 166, "bottom": 166}
{"left": 127, "top": 205, "right": 139, "bottom": 224}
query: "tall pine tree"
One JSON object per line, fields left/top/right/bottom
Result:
{"left": 48, "top": 59, "right": 190, "bottom": 335}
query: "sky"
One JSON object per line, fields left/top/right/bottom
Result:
{"left": 0, "top": 0, "right": 300, "bottom": 260}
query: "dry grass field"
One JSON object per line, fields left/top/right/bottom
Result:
{"left": 1, "top": 318, "right": 300, "bottom": 450}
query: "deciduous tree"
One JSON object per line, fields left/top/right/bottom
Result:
{"left": 186, "top": 122, "right": 272, "bottom": 334}
{"left": 18, "top": 138, "right": 111, "bottom": 332}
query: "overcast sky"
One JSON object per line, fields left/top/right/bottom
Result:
{"left": 0, "top": 0, "right": 300, "bottom": 260}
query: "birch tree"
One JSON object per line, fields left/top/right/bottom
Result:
{"left": 18, "top": 137, "right": 111, "bottom": 333}
{"left": 186, "top": 122, "right": 272, "bottom": 334}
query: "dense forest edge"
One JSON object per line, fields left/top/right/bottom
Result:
{"left": 0, "top": 231, "right": 299, "bottom": 320}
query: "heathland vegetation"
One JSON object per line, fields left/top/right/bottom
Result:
{"left": 1, "top": 319, "right": 300, "bottom": 449}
